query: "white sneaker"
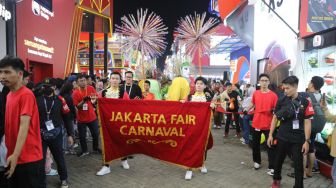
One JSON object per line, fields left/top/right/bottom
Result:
{"left": 240, "top": 138, "right": 245, "bottom": 142}
{"left": 200, "top": 166, "right": 208, "bottom": 174}
{"left": 185, "top": 170, "right": 193, "bottom": 180}
{"left": 96, "top": 166, "right": 111, "bottom": 176}
{"left": 121, "top": 160, "right": 130, "bottom": 169}
{"left": 254, "top": 162, "right": 260, "bottom": 170}
{"left": 267, "top": 169, "right": 274, "bottom": 176}
{"left": 46, "top": 169, "right": 58, "bottom": 176}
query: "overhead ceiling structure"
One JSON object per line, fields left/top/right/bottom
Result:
{"left": 210, "top": 34, "right": 248, "bottom": 54}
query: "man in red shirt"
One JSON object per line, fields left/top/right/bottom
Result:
{"left": 244, "top": 74, "right": 278, "bottom": 175}
{"left": 0, "top": 56, "right": 44, "bottom": 188}
{"left": 72, "top": 74, "right": 100, "bottom": 157}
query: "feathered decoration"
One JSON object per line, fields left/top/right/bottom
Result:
{"left": 116, "top": 9, "right": 168, "bottom": 58}
{"left": 175, "top": 12, "right": 219, "bottom": 75}
{"left": 176, "top": 13, "right": 219, "bottom": 56}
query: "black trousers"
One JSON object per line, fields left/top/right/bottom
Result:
{"left": 225, "top": 112, "right": 240, "bottom": 134}
{"left": 252, "top": 128, "right": 275, "bottom": 169}
{"left": 78, "top": 119, "right": 99, "bottom": 153}
{"left": 273, "top": 139, "right": 304, "bottom": 188}
{"left": 213, "top": 111, "right": 223, "bottom": 126}
{"left": 8, "top": 159, "right": 45, "bottom": 188}
{"left": 0, "top": 169, "right": 8, "bottom": 188}
{"left": 42, "top": 132, "right": 68, "bottom": 185}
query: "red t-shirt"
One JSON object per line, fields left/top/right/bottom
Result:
{"left": 143, "top": 92, "right": 155, "bottom": 100}
{"left": 72, "top": 86, "right": 97, "bottom": 123}
{"left": 252, "top": 90, "right": 278, "bottom": 130}
{"left": 5, "top": 86, "right": 42, "bottom": 164}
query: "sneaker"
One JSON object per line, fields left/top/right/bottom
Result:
{"left": 78, "top": 151, "right": 89, "bottom": 157}
{"left": 46, "top": 169, "right": 58, "bottom": 176}
{"left": 61, "top": 180, "right": 69, "bottom": 188}
{"left": 200, "top": 166, "right": 207, "bottom": 174}
{"left": 267, "top": 169, "right": 274, "bottom": 176}
{"left": 241, "top": 141, "right": 247, "bottom": 145}
{"left": 235, "top": 133, "right": 241, "bottom": 137}
{"left": 223, "top": 133, "right": 228, "bottom": 138}
{"left": 121, "top": 160, "right": 130, "bottom": 169}
{"left": 96, "top": 166, "right": 111, "bottom": 176}
{"left": 73, "top": 143, "right": 79, "bottom": 148}
{"left": 185, "top": 170, "right": 193, "bottom": 180}
{"left": 271, "top": 180, "right": 280, "bottom": 188}
{"left": 254, "top": 162, "right": 260, "bottom": 170}
{"left": 216, "top": 126, "right": 221, "bottom": 129}
{"left": 240, "top": 138, "right": 245, "bottom": 142}
{"left": 312, "top": 168, "right": 320, "bottom": 174}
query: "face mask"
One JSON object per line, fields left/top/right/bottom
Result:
{"left": 43, "top": 86, "right": 54, "bottom": 96}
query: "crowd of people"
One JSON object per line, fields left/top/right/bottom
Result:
{"left": 0, "top": 56, "right": 335, "bottom": 188}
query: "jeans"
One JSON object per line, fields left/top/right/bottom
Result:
{"left": 242, "top": 115, "right": 252, "bottom": 144}
{"left": 252, "top": 128, "right": 275, "bottom": 169}
{"left": 225, "top": 112, "right": 240, "bottom": 134}
{"left": 78, "top": 119, "right": 99, "bottom": 153}
{"left": 8, "top": 159, "right": 45, "bottom": 188}
{"left": 273, "top": 139, "right": 304, "bottom": 188}
{"left": 333, "top": 158, "right": 336, "bottom": 188}
{"left": 42, "top": 132, "right": 68, "bottom": 184}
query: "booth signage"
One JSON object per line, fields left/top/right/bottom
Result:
{"left": 0, "top": 3, "right": 11, "bottom": 21}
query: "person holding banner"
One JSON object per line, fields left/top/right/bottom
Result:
{"left": 97, "top": 72, "right": 124, "bottom": 176}
{"left": 184, "top": 76, "right": 214, "bottom": 180}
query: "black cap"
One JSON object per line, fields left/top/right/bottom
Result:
{"left": 42, "top": 78, "right": 56, "bottom": 86}
{"left": 311, "top": 76, "right": 324, "bottom": 90}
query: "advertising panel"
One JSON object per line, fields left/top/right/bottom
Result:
{"left": 300, "top": 0, "right": 336, "bottom": 37}
{"left": 16, "top": 0, "right": 76, "bottom": 79}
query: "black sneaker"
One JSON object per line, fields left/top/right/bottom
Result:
{"left": 78, "top": 151, "right": 89, "bottom": 157}
{"left": 61, "top": 180, "right": 69, "bottom": 188}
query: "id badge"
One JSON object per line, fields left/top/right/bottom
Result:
{"left": 292, "top": 119, "right": 299, "bottom": 130}
{"left": 45, "top": 120, "right": 55, "bottom": 131}
{"left": 255, "top": 129, "right": 260, "bottom": 132}
{"left": 83, "top": 103, "right": 88, "bottom": 111}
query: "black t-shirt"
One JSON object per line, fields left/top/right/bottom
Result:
{"left": 275, "top": 95, "right": 314, "bottom": 143}
{"left": 120, "top": 84, "right": 143, "bottom": 99}
{"left": 227, "top": 90, "right": 240, "bottom": 112}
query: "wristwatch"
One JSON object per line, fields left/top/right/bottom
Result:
{"left": 305, "top": 139, "right": 311, "bottom": 144}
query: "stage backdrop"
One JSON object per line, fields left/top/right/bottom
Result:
{"left": 98, "top": 99, "right": 212, "bottom": 168}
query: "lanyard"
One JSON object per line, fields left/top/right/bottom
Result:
{"left": 291, "top": 100, "right": 301, "bottom": 120}
{"left": 125, "top": 84, "right": 132, "bottom": 96}
{"left": 44, "top": 97, "right": 55, "bottom": 120}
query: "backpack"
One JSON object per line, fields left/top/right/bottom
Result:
{"left": 308, "top": 93, "right": 326, "bottom": 133}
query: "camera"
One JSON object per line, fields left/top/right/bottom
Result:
{"left": 274, "top": 98, "right": 300, "bottom": 121}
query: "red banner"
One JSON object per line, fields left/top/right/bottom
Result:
{"left": 98, "top": 99, "right": 212, "bottom": 168}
